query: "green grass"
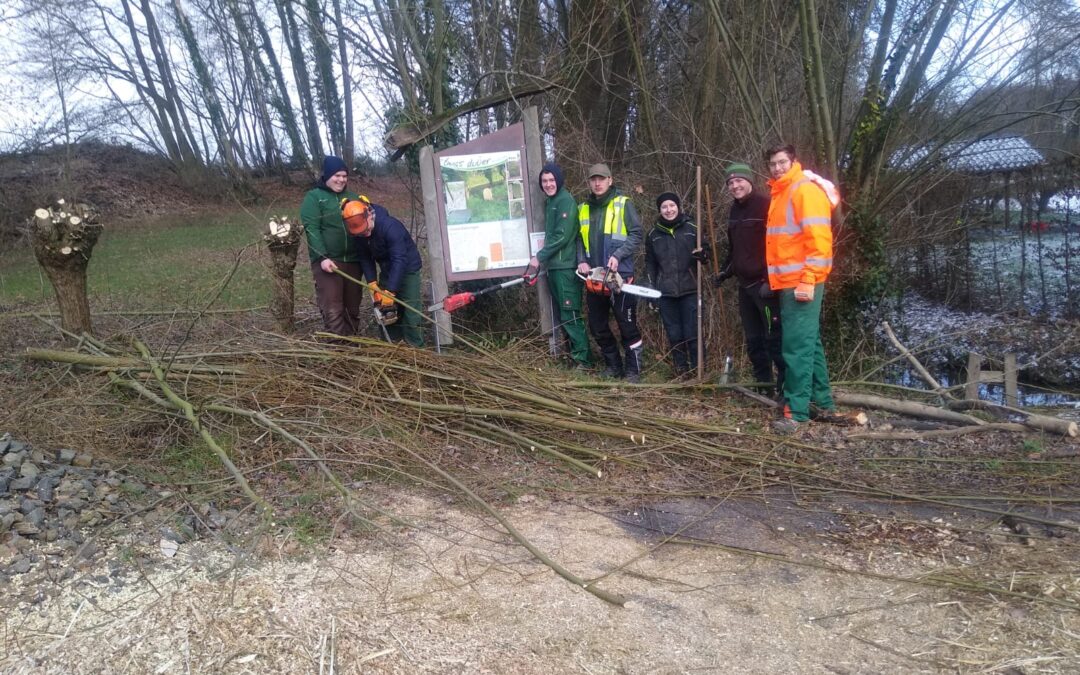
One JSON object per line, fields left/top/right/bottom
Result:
{"left": 0, "top": 211, "right": 314, "bottom": 310}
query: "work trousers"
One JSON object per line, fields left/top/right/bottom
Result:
{"left": 737, "top": 282, "right": 784, "bottom": 391}
{"left": 658, "top": 293, "right": 698, "bottom": 374}
{"left": 586, "top": 290, "right": 641, "bottom": 357}
{"left": 312, "top": 260, "right": 363, "bottom": 337}
{"left": 379, "top": 269, "right": 424, "bottom": 347}
{"left": 778, "top": 284, "right": 834, "bottom": 421}
{"left": 548, "top": 268, "right": 591, "bottom": 365}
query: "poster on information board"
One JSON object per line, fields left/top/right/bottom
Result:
{"left": 433, "top": 124, "right": 538, "bottom": 282}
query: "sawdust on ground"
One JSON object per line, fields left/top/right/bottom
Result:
{"left": 3, "top": 490, "right": 1078, "bottom": 674}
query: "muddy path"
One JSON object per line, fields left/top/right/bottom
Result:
{"left": 3, "top": 489, "right": 1078, "bottom": 674}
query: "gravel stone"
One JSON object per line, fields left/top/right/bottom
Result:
{"left": 37, "top": 477, "right": 57, "bottom": 502}
{"left": 14, "top": 522, "right": 40, "bottom": 537}
{"left": 72, "top": 453, "right": 93, "bottom": 468}
{"left": 10, "top": 476, "right": 35, "bottom": 491}
{"left": 3, "top": 451, "right": 25, "bottom": 467}
{"left": 20, "top": 462, "right": 40, "bottom": 479}
{"left": 0, "top": 468, "right": 13, "bottom": 494}
{"left": 26, "top": 507, "right": 46, "bottom": 527}
{"left": 20, "top": 498, "right": 44, "bottom": 514}
{"left": 56, "top": 448, "right": 77, "bottom": 464}
{"left": 9, "top": 557, "right": 31, "bottom": 575}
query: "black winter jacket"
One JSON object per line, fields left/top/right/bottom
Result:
{"left": 720, "top": 191, "right": 770, "bottom": 286}
{"left": 645, "top": 213, "right": 700, "bottom": 297}
{"left": 353, "top": 203, "right": 422, "bottom": 293}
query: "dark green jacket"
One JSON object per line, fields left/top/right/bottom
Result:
{"left": 301, "top": 185, "right": 361, "bottom": 264}
{"left": 537, "top": 187, "right": 580, "bottom": 270}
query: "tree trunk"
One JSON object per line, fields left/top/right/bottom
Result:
{"left": 330, "top": 0, "right": 354, "bottom": 167}
{"left": 264, "top": 217, "right": 303, "bottom": 333}
{"left": 275, "top": 0, "right": 323, "bottom": 165}
{"left": 304, "top": 0, "right": 345, "bottom": 156}
{"left": 249, "top": 0, "right": 306, "bottom": 168}
{"left": 31, "top": 202, "right": 103, "bottom": 337}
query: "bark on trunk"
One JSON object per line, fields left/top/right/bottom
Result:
{"left": 264, "top": 217, "right": 303, "bottom": 333}
{"left": 31, "top": 202, "right": 103, "bottom": 338}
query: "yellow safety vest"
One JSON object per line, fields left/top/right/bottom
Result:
{"left": 578, "top": 196, "right": 629, "bottom": 255}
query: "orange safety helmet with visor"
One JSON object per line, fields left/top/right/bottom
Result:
{"left": 340, "top": 196, "right": 374, "bottom": 236}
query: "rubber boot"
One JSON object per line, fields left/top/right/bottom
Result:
{"left": 600, "top": 348, "right": 623, "bottom": 379}
{"left": 624, "top": 344, "right": 643, "bottom": 383}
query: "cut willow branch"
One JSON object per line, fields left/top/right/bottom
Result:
{"left": 132, "top": 340, "right": 269, "bottom": 513}
{"left": 394, "top": 442, "right": 627, "bottom": 606}
{"left": 880, "top": 321, "right": 953, "bottom": 399}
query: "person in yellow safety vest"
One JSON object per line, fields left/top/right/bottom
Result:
{"left": 575, "top": 163, "right": 646, "bottom": 382}
{"left": 764, "top": 143, "right": 839, "bottom": 433}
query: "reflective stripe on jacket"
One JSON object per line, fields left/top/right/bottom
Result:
{"left": 578, "top": 196, "right": 629, "bottom": 256}
{"left": 765, "top": 161, "right": 834, "bottom": 289}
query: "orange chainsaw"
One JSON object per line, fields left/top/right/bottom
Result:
{"left": 576, "top": 267, "right": 661, "bottom": 298}
{"left": 428, "top": 269, "right": 545, "bottom": 313}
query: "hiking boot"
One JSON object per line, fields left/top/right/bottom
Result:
{"left": 600, "top": 348, "right": 623, "bottom": 379}
{"left": 770, "top": 417, "right": 800, "bottom": 434}
{"left": 771, "top": 403, "right": 801, "bottom": 434}
{"left": 624, "top": 343, "right": 643, "bottom": 383}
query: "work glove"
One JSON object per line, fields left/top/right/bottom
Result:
{"left": 691, "top": 247, "right": 709, "bottom": 264}
{"left": 371, "top": 283, "right": 396, "bottom": 307}
{"left": 758, "top": 281, "right": 776, "bottom": 299}
{"left": 712, "top": 271, "right": 732, "bottom": 288}
{"left": 320, "top": 258, "right": 338, "bottom": 274}
{"left": 794, "top": 282, "right": 815, "bottom": 302}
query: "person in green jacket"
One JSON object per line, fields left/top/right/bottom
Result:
{"left": 301, "top": 156, "right": 363, "bottom": 337}
{"left": 527, "top": 163, "right": 591, "bottom": 368}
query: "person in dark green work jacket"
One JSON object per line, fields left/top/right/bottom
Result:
{"left": 527, "top": 163, "right": 592, "bottom": 369}
{"left": 301, "top": 156, "right": 363, "bottom": 337}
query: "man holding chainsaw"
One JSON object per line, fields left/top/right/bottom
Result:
{"left": 576, "top": 163, "right": 646, "bottom": 382}
{"left": 343, "top": 196, "right": 425, "bottom": 347}
{"left": 301, "top": 156, "right": 364, "bottom": 337}
{"left": 526, "top": 163, "right": 592, "bottom": 370}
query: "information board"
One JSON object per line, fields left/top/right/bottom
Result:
{"left": 433, "top": 123, "right": 537, "bottom": 282}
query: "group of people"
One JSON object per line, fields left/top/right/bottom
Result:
{"left": 302, "top": 143, "right": 841, "bottom": 432}
{"left": 301, "top": 156, "right": 424, "bottom": 347}
{"left": 530, "top": 144, "right": 839, "bottom": 432}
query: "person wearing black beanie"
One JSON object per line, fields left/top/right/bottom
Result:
{"left": 301, "top": 156, "right": 364, "bottom": 337}
{"left": 645, "top": 191, "right": 709, "bottom": 377}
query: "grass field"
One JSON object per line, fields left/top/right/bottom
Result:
{"left": 0, "top": 211, "right": 314, "bottom": 310}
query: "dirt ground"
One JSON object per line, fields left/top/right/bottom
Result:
{"left": 2, "top": 489, "right": 1078, "bottom": 674}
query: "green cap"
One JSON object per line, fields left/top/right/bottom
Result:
{"left": 725, "top": 162, "right": 753, "bottom": 183}
{"left": 587, "top": 163, "right": 612, "bottom": 178}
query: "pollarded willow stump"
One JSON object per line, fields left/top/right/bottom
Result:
{"left": 263, "top": 215, "right": 304, "bottom": 332}
{"left": 31, "top": 200, "right": 103, "bottom": 337}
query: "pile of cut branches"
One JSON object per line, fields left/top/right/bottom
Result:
{"left": 18, "top": 328, "right": 1080, "bottom": 606}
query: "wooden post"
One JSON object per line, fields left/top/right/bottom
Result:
{"left": 695, "top": 165, "right": 704, "bottom": 381}
{"left": 965, "top": 352, "right": 982, "bottom": 400}
{"left": 1004, "top": 353, "right": 1018, "bottom": 407}
{"left": 420, "top": 145, "right": 453, "bottom": 346}
{"left": 523, "top": 106, "right": 556, "bottom": 354}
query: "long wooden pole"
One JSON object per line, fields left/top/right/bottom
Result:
{"left": 696, "top": 165, "right": 704, "bottom": 382}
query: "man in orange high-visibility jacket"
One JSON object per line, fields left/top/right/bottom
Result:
{"left": 764, "top": 143, "right": 838, "bottom": 433}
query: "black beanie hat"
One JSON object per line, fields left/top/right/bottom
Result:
{"left": 320, "top": 156, "right": 348, "bottom": 185}
{"left": 656, "top": 191, "right": 681, "bottom": 212}
{"left": 539, "top": 163, "right": 565, "bottom": 192}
